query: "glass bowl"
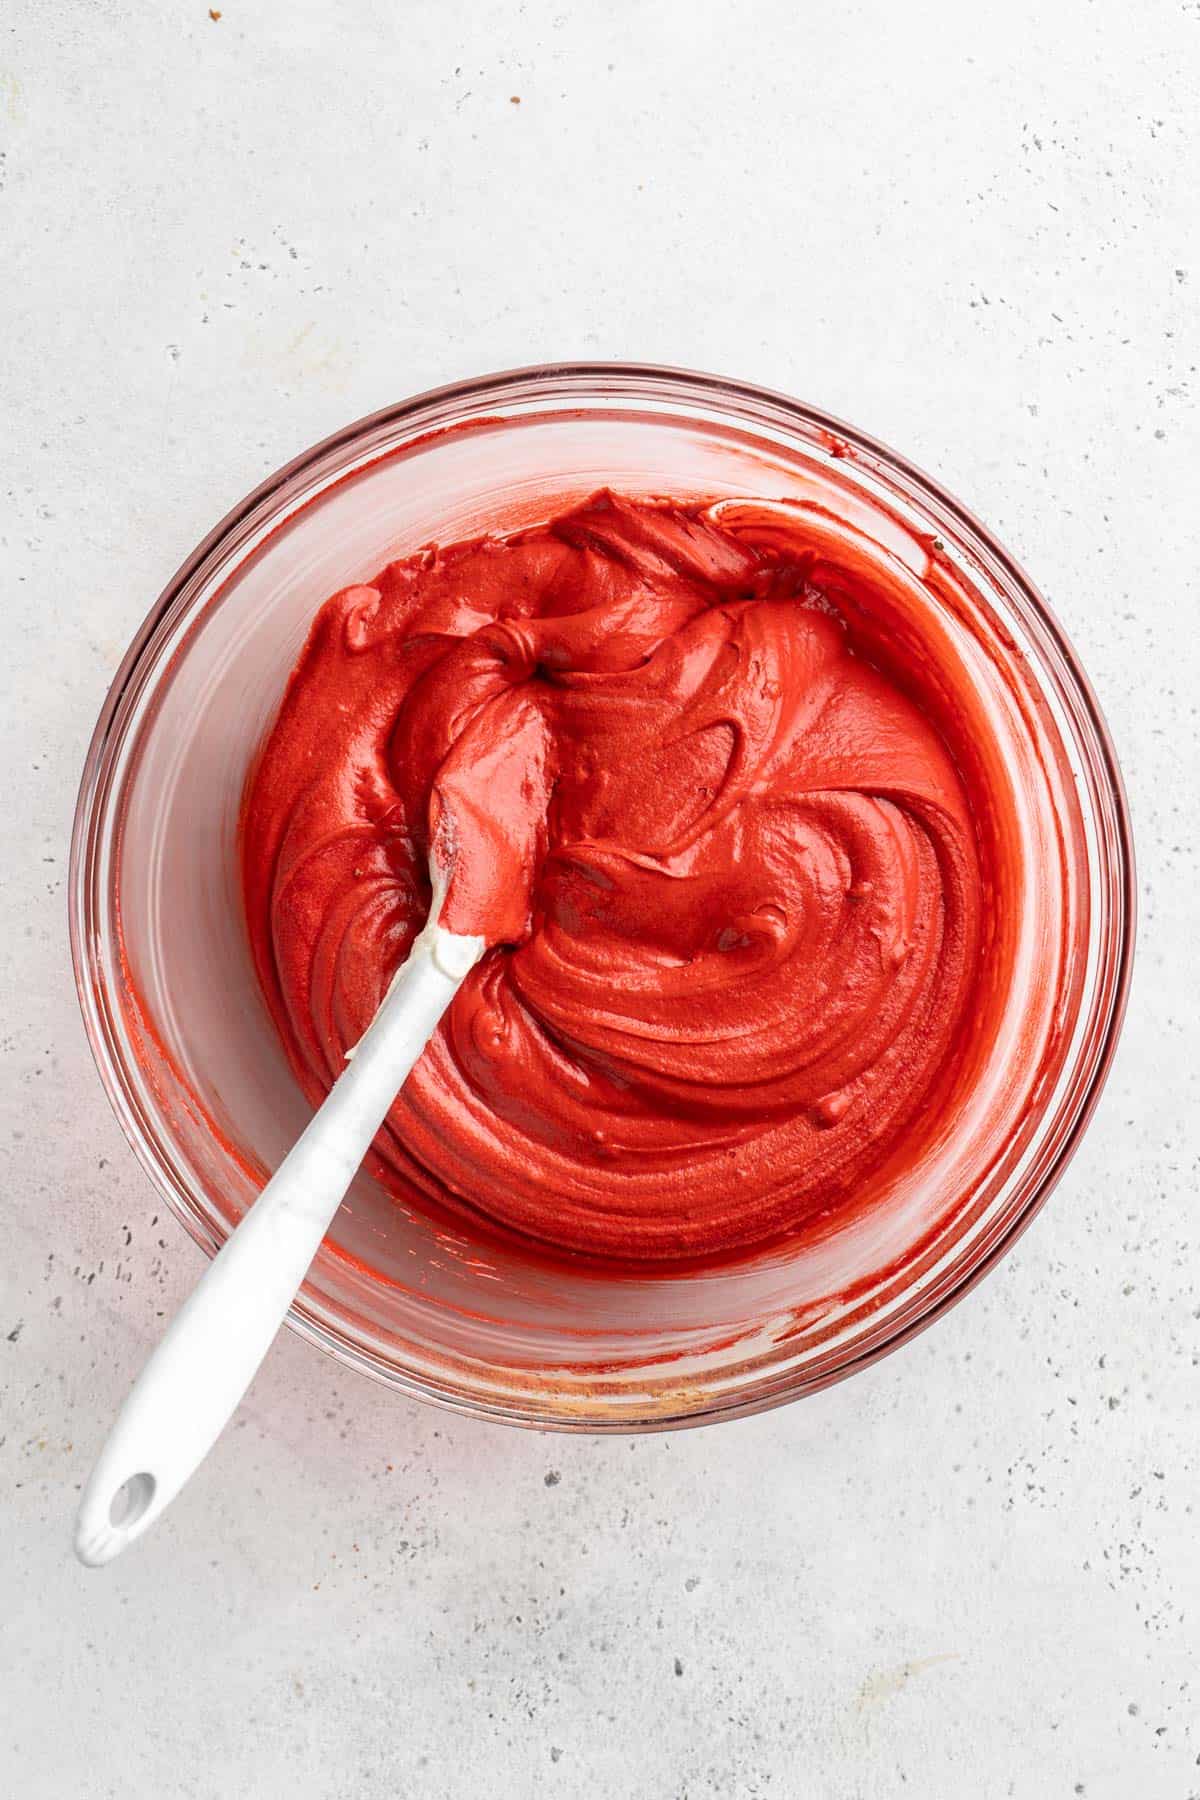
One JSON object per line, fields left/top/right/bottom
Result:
{"left": 69, "top": 364, "right": 1135, "bottom": 1430}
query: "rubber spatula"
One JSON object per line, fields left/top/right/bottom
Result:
{"left": 74, "top": 859, "right": 484, "bottom": 1567}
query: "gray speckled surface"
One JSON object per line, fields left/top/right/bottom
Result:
{"left": 2, "top": 2, "right": 1197, "bottom": 1795}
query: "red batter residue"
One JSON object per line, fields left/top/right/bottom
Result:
{"left": 242, "top": 491, "right": 994, "bottom": 1262}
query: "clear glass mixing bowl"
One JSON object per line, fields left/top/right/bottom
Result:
{"left": 69, "top": 364, "right": 1135, "bottom": 1429}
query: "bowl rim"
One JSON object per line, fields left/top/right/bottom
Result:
{"left": 68, "top": 360, "right": 1137, "bottom": 1431}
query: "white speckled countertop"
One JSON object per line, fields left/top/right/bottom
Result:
{"left": 3, "top": 2, "right": 1197, "bottom": 1795}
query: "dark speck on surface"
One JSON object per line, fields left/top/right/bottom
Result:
{"left": 674, "top": 1658, "right": 684, "bottom": 1676}
{"left": 544, "top": 1469, "right": 561, "bottom": 1487}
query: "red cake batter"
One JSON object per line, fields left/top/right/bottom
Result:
{"left": 242, "top": 491, "right": 993, "bottom": 1262}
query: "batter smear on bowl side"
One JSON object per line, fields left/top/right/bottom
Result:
{"left": 242, "top": 490, "right": 998, "bottom": 1263}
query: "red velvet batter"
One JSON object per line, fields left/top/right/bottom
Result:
{"left": 242, "top": 491, "right": 987, "bottom": 1262}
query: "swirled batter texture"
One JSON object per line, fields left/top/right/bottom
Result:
{"left": 243, "top": 492, "right": 986, "bottom": 1261}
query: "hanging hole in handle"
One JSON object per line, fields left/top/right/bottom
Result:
{"left": 109, "top": 1471, "right": 156, "bottom": 1530}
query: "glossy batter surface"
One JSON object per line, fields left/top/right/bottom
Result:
{"left": 243, "top": 492, "right": 986, "bottom": 1261}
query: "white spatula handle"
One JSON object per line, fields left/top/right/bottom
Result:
{"left": 75, "top": 923, "right": 483, "bottom": 1567}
